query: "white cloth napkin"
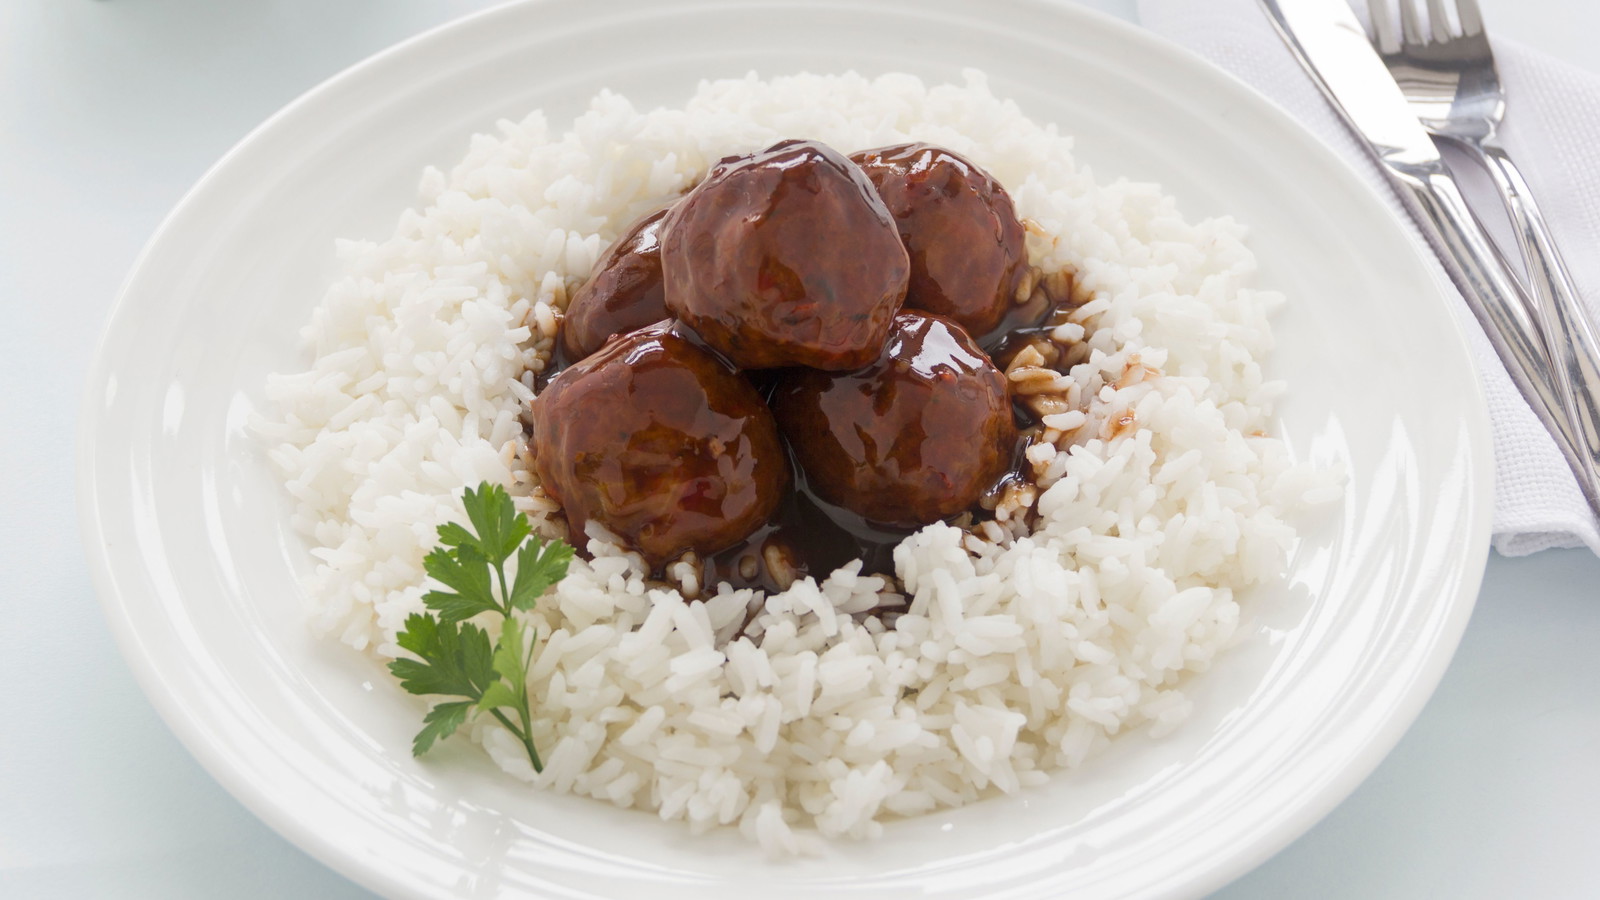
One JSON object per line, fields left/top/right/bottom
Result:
{"left": 1138, "top": 0, "right": 1600, "bottom": 556}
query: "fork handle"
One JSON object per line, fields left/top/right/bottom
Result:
{"left": 1472, "top": 139, "right": 1600, "bottom": 501}
{"left": 1390, "top": 160, "right": 1600, "bottom": 519}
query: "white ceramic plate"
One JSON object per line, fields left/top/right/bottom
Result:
{"left": 77, "top": 1, "right": 1491, "bottom": 897}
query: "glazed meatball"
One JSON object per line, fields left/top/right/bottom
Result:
{"left": 851, "top": 143, "right": 1028, "bottom": 338}
{"left": 770, "top": 311, "right": 1016, "bottom": 528}
{"left": 529, "top": 322, "right": 790, "bottom": 565}
{"left": 560, "top": 207, "right": 670, "bottom": 362}
{"left": 662, "top": 139, "right": 909, "bottom": 371}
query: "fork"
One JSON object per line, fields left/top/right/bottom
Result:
{"left": 1370, "top": 0, "right": 1600, "bottom": 512}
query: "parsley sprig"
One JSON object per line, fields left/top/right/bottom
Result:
{"left": 388, "top": 482, "right": 574, "bottom": 772}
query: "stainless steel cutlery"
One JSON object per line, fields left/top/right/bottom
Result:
{"left": 1262, "top": 0, "right": 1600, "bottom": 519}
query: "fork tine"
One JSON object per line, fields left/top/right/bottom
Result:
{"left": 1399, "top": 0, "right": 1424, "bottom": 45}
{"left": 1366, "top": 0, "right": 1400, "bottom": 53}
{"left": 1452, "top": 0, "right": 1485, "bottom": 36}
{"left": 1426, "top": 0, "right": 1452, "bottom": 40}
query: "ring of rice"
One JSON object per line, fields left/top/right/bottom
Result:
{"left": 259, "top": 70, "right": 1336, "bottom": 855}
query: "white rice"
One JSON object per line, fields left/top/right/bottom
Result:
{"left": 259, "top": 70, "right": 1334, "bottom": 854}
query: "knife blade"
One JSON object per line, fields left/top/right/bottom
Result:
{"left": 1259, "top": 0, "right": 1600, "bottom": 519}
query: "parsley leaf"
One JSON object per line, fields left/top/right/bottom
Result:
{"left": 387, "top": 614, "right": 494, "bottom": 698}
{"left": 434, "top": 521, "right": 478, "bottom": 551}
{"left": 412, "top": 700, "right": 474, "bottom": 756}
{"left": 492, "top": 614, "right": 528, "bottom": 687}
{"left": 421, "top": 542, "right": 495, "bottom": 622}
{"left": 461, "top": 482, "right": 531, "bottom": 567}
{"left": 389, "top": 481, "right": 570, "bottom": 772}
{"left": 509, "top": 536, "right": 575, "bottom": 612}
{"left": 477, "top": 680, "right": 521, "bottom": 712}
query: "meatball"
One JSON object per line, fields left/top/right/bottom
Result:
{"left": 661, "top": 139, "right": 909, "bottom": 371}
{"left": 770, "top": 311, "right": 1016, "bottom": 528}
{"left": 560, "top": 207, "right": 670, "bottom": 362}
{"left": 851, "top": 143, "right": 1028, "bottom": 338}
{"left": 529, "top": 322, "right": 790, "bottom": 565}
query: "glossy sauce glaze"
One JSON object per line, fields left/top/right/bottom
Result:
{"left": 534, "top": 332, "right": 1060, "bottom": 594}
{"left": 701, "top": 276, "right": 1071, "bottom": 592}
{"left": 530, "top": 140, "right": 1077, "bottom": 592}
{"left": 661, "top": 139, "right": 910, "bottom": 371}
{"left": 528, "top": 321, "right": 789, "bottom": 566}
{"left": 559, "top": 207, "right": 672, "bottom": 362}
{"left": 696, "top": 468, "right": 912, "bottom": 595}
{"left": 852, "top": 143, "right": 1030, "bottom": 337}
{"left": 770, "top": 311, "right": 1017, "bottom": 528}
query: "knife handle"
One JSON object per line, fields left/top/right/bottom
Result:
{"left": 1391, "top": 162, "right": 1600, "bottom": 517}
{"left": 1475, "top": 139, "right": 1600, "bottom": 506}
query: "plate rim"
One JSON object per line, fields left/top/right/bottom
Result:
{"left": 75, "top": 1, "right": 1492, "bottom": 897}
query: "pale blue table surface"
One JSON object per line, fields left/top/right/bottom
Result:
{"left": 4, "top": 1, "right": 1596, "bottom": 897}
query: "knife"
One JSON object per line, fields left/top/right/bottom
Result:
{"left": 1259, "top": 0, "right": 1600, "bottom": 520}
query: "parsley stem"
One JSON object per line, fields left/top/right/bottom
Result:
{"left": 515, "top": 702, "right": 542, "bottom": 773}
{"left": 490, "top": 554, "right": 541, "bottom": 772}
{"left": 486, "top": 701, "right": 544, "bottom": 771}
{"left": 495, "top": 563, "right": 512, "bottom": 617}
{"left": 487, "top": 707, "right": 543, "bottom": 773}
